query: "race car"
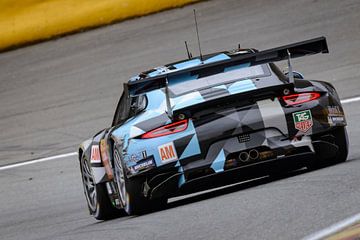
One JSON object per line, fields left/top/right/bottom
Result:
{"left": 78, "top": 37, "right": 348, "bottom": 220}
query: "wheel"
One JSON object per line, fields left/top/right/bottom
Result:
{"left": 329, "top": 127, "right": 349, "bottom": 164}
{"left": 113, "top": 147, "right": 148, "bottom": 215}
{"left": 113, "top": 148, "right": 167, "bottom": 215}
{"left": 308, "top": 127, "right": 348, "bottom": 170}
{"left": 80, "top": 154, "right": 123, "bottom": 220}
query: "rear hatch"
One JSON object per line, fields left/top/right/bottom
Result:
{"left": 170, "top": 64, "right": 293, "bottom": 158}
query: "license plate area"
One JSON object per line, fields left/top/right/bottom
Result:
{"left": 237, "top": 134, "right": 251, "bottom": 143}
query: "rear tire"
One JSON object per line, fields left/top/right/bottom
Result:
{"left": 308, "top": 127, "right": 348, "bottom": 170}
{"left": 80, "top": 154, "right": 123, "bottom": 220}
{"left": 329, "top": 127, "right": 349, "bottom": 164}
{"left": 113, "top": 148, "right": 150, "bottom": 215}
{"left": 113, "top": 148, "right": 167, "bottom": 215}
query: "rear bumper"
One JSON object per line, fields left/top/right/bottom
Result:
{"left": 126, "top": 123, "right": 345, "bottom": 200}
{"left": 146, "top": 151, "right": 315, "bottom": 199}
{"left": 143, "top": 134, "right": 340, "bottom": 199}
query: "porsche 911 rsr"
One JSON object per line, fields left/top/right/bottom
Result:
{"left": 78, "top": 37, "right": 348, "bottom": 219}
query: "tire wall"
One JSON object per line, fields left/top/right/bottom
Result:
{"left": 0, "top": 0, "right": 201, "bottom": 51}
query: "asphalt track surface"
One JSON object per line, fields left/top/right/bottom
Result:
{"left": 1, "top": 0, "right": 360, "bottom": 239}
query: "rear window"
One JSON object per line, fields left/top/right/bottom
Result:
{"left": 168, "top": 64, "right": 269, "bottom": 96}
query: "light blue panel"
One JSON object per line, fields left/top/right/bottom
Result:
{"left": 179, "top": 133, "right": 201, "bottom": 159}
{"left": 210, "top": 149, "right": 225, "bottom": 173}
{"left": 212, "top": 85, "right": 227, "bottom": 90}
{"left": 146, "top": 90, "right": 166, "bottom": 110}
{"left": 124, "top": 119, "right": 198, "bottom": 169}
{"left": 178, "top": 174, "right": 186, "bottom": 187}
{"left": 172, "top": 91, "right": 205, "bottom": 111}
{"left": 227, "top": 79, "right": 256, "bottom": 94}
{"left": 168, "top": 73, "right": 199, "bottom": 86}
{"left": 173, "top": 59, "right": 202, "bottom": 69}
{"left": 224, "top": 63, "right": 251, "bottom": 72}
{"left": 122, "top": 133, "right": 130, "bottom": 150}
{"left": 129, "top": 125, "right": 145, "bottom": 138}
{"left": 178, "top": 166, "right": 186, "bottom": 187}
{"left": 148, "top": 69, "right": 165, "bottom": 77}
{"left": 204, "top": 53, "right": 230, "bottom": 64}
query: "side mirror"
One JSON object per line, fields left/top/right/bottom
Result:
{"left": 284, "top": 71, "right": 305, "bottom": 80}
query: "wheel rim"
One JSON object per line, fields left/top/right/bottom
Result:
{"left": 81, "top": 157, "right": 97, "bottom": 212}
{"left": 113, "top": 149, "right": 127, "bottom": 208}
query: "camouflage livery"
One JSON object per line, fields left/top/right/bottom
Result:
{"left": 78, "top": 37, "right": 348, "bottom": 218}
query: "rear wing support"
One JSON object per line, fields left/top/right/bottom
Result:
{"left": 287, "top": 49, "right": 294, "bottom": 84}
{"left": 164, "top": 78, "right": 173, "bottom": 119}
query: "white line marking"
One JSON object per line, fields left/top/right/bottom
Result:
{"left": 341, "top": 96, "right": 360, "bottom": 104}
{"left": 302, "top": 212, "right": 360, "bottom": 240}
{"left": 0, "top": 152, "right": 78, "bottom": 171}
{"left": 0, "top": 95, "right": 359, "bottom": 172}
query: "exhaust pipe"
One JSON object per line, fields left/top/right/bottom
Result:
{"left": 249, "top": 149, "right": 259, "bottom": 161}
{"left": 239, "top": 152, "right": 250, "bottom": 162}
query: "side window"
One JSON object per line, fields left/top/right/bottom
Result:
{"left": 128, "top": 95, "right": 147, "bottom": 119}
{"left": 112, "top": 92, "right": 128, "bottom": 126}
{"left": 112, "top": 93, "right": 147, "bottom": 126}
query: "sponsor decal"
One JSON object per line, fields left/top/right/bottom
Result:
{"left": 293, "top": 110, "right": 313, "bottom": 133}
{"left": 327, "top": 106, "right": 345, "bottom": 125}
{"left": 90, "top": 145, "right": 101, "bottom": 163}
{"left": 131, "top": 157, "right": 155, "bottom": 172}
{"left": 130, "top": 154, "right": 139, "bottom": 162}
{"left": 327, "top": 106, "right": 342, "bottom": 115}
{"left": 328, "top": 115, "right": 345, "bottom": 125}
{"left": 128, "top": 150, "right": 148, "bottom": 163}
{"left": 158, "top": 142, "right": 178, "bottom": 162}
{"left": 141, "top": 150, "right": 147, "bottom": 159}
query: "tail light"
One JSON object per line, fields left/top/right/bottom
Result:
{"left": 141, "top": 119, "right": 188, "bottom": 139}
{"left": 282, "top": 92, "right": 321, "bottom": 106}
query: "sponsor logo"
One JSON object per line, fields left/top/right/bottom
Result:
{"left": 127, "top": 150, "right": 147, "bottom": 163}
{"left": 141, "top": 150, "right": 147, "bottom": 159}
{"left": 327, "top": 106, "right": 345, "bottom": 125}
{"left": 90, "top": 145, "right": 101, "bottom": 163}
{"left": 293, "top": 110, "right": 313, "bottom": 132}
{"left": 327, "top": 106, "right": 343, "bottom": 115}
{"left": 158, "top": 142, "right": 178, "bottom": 162}
{"left": 132, "top": 158, "right": 155, "bottom": 172}
{"left": 328, "top": 116, "right": 345, "bottom": 125}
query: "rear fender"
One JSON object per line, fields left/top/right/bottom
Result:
{"left": 80, "top": 129, "right": 111, "bottom": 184}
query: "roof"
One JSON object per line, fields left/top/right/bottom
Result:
{"left": 128, "top": 49, "right": 256, "bottom": 83}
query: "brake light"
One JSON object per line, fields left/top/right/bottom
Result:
{"left": 282, "top": 92, "right": 321, "bottom": 106}
{"left": 141, "top": 119, "right": 188, "bottom": 139}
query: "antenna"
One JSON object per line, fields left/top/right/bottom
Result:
{"left": 287, "top": 49, "right": 294, "bottom": 84}
{"left": 184, "top": 41, "right": 192, "bottom": 59}
{"left": 193, "top": 9, "right": 203, "bottom": 61}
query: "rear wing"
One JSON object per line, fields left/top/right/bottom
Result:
{"left": 127, "top": 36, "right": 328, "bottom": 96}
